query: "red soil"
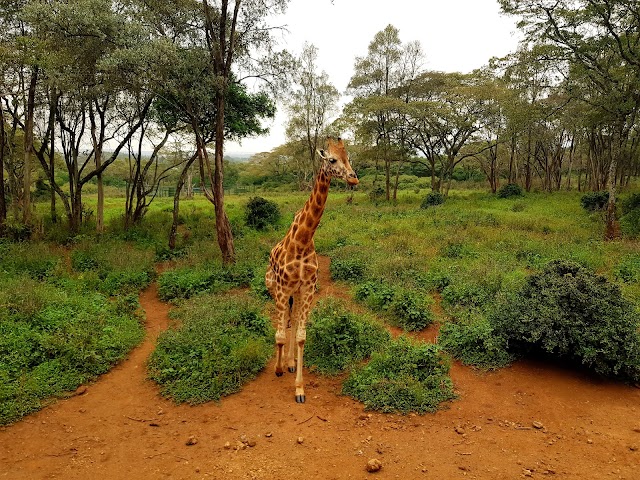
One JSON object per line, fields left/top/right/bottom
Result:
{"left": 1, "top": 257, "right": 639, "bottom": 479}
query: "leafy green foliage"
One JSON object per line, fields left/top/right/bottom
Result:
{"left": 614, "top": 255, "right": 640, "bottom": 283}
{"left": 580, "top": 191, "right": 609, "bottom": 211}
{"left": 620, "top": 193, "right": 640, "bottom": 237}
{"left": 497, "top": 183, "right": 523, "bottom": 198}
{"left": 355, "top": 281, "right": 434, "bottom": 331}
{"left": 438, "top": 314, "right": 513, "bottom": 370}
{"left": 342, "top": 336, "right": 455, "bottom": 414}
{"left": 157, "top": 262, "right": 255, "bottom": 301}
{"left": 305, "top": 298, "right": 391, "bottom": 375}
{"left": 0, "top": 241, "right": 59, "bottom": 280}
{"left": 0, "top": 273, "right": 144, "bottom": 425}
{"left": 245, "top": 196, "right": 281, "bottom": 230}
{"left": 148, "top": 293, "right": 273, "bottom": 404}
{"left": 420, "top": 192, "right": 445, "bottom": 208}
{"left": 490, "top": 260, "right": 640, "bottom": 382}
{"left": 330, "top": 257, "right": 367, "bottom": 282}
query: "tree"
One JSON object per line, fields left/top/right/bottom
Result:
{"left": 500, "top": 0, "right": 640, "bottom": 237}
{"left": 285, "top": 43, "right": 340, "bottom": 189}
{"left": 200, "top": 0, "right": 290, "bottom": 264}
{"left": 346, "top": 25, "right": 424, "bottom": 200}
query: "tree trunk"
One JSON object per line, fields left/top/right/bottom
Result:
{"left": 0, "top": 102, "right": 7, "bottom": 236}
{"left": 23, "top": 68, "right": 38, "bottom": 225}
{"left": 213, "top": 91, "right": 235, "bottom": 264}
{"left": 169, "top": 153, "right": 198, "bottom": 250}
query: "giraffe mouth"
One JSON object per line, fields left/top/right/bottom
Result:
{"left": 347, "top": 177, "right": 359, "bottom": 186}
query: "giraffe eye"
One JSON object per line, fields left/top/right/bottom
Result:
{"left": 329, "top": 158, "right": 337, "bottom": 164}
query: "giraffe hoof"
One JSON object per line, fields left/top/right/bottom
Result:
{"left": 288, "top": 366, "right": 296, "bottom": 373}
{"left": 295, "top": 394, "right": 306, "bottom": 404}
{"left": 275, "top": 371, "right": 283, "bottom": 377}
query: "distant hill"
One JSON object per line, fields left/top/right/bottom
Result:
{"left": 224, "top": 152, "right": 255, "bottom": 163}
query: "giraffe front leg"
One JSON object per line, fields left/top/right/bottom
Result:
{"left": 294, "top": 287, "right": 315, "bottom": 403}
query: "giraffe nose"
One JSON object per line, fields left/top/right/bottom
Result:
{"left": 347, "top": 172, "right": 359, "bottom": 186}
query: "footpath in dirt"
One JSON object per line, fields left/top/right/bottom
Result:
{"left": 1, "top": 256, "right": 639, "bottom": 480}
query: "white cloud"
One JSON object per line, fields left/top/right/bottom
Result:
{"left": 227, "top": 0, "right": 521, "bottom": 155}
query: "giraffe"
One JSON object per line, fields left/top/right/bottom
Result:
{"left": 265, "top": 137, "right": 359, "bottom": 403}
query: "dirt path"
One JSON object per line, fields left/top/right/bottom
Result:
{"left": 1, "top": 257, "right": 639, "bottom": 479}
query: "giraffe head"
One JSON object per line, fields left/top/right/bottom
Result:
{"left": 317, "top": 137, "right": 359, "bottom": 186}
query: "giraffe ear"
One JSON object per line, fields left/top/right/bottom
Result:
{"left": 317, "top": 149, "right": 327, "bottom": 159}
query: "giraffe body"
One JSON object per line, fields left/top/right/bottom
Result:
{"left": 266, "top": 137, "right": 358, "bottom": 403}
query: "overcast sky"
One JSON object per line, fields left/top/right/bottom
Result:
{"left": 227, "top": 0, "right": 522, "bottom": 155}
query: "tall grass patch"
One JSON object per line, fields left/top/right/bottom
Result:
{"left": 305, "top": 298, "right": 391, "bottom": 375}
{"left": 342, "top": 336, "right": 456, "bottom": 414}
{"left": 148, "top": 292, "right": 273, "bottom": 404}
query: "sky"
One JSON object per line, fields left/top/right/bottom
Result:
{"left": 226, "top": 0, "right": 523, "bottom": 156}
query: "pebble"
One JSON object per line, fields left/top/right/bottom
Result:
{"left": 532, "top": 421, "right": 544, "bottom": 430}
{"left": 297, "top": 436, "right": 304, "bottom": 444}
{"left": 185, "top": 435, "right": 198, "bottom": 446}
{"left": 454, "top": 425, "right": 466, "bottom": 435}
{"left": 366, "top": 458, "right": 382, "bottom": 473}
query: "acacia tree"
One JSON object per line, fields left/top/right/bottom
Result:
{"left": 500, "top": 0, "right": 640, "bottom": 237}
{"left": 285, "top": 43, "right": 340, "bottom": 189}
{"left": 346, "top": 25, "right": 424, "bottom": 200}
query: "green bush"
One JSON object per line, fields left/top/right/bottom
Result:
{"left": 245, "top": 196, "right": 280, "bottom": 230}
{"left": 580, "top": 191, "right": 609, "bottom": 211}
{"left": 490, "top": 260, "right": 640, "bottom": 382}
{"left": 438, "top": 314, "right": 513, "bottom": 370}
{"left": 368, "top": 186, "right": 386, "bottom": 202}
{"left": 305, "top": 298, "right": 391, "bottom": 375}
{"left": 420, "top": 192, "right": 445, "bottom": 209}
{"left": 330, "top": 257, "right": 366, "bottom": 282}
{"left": 342, "top": 336, "right": 456, "bottom": 414}
{"left": 148, "top": 293, "right": 273, "bottom": 404}
{"left": 390, "top": 290, "right": 434, "bottom": 331}
{"left": 497, "top": 183, "right": 523, "bottom": 198}
{"left": 0, "top": 241, "right": 59, "bottom": 280}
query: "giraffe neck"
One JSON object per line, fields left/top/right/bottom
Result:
{"left": 291, "top": 166, "right": 331, "bottom": 246}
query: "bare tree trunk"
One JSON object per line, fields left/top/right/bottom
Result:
{"left": 213, "top": 91, "right": 235, "bottom": 264}
{"left": 169, "top": 153, "right": 197, "bottom": 250}
{"left": 23, "top": 68, "right": 38, "bottom": 225}
{"left": 0, "top": 101, "right": 7, "bottom": 236}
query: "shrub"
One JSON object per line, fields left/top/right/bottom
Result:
{"left": 580, "top": 191, "right": 609, "bottom": 211}
{"left": 390, "top": 290, "right": 434, "bottom": 331}
{"left": 245, "top": 196, "right": 280, "bottom": 230}
{"left": 305, "top": 298, "right": 391, "bottom": 375}
{"left": 420, "top": 192, "right": 445, "bottom": 209}
{"left": 148, "top": 293, "right": 273, "bottom": 404}
{"left": 342, "top": 336, "right": 456, "bottom": 414}
{"left": 497, "top": 183, "right": 523, "bottom": 198}
{"left": 438, "top": 315, "right": 513, "bottom": 370}
{"left": 330, "top": 257, "right": 366, "bottom": 282}
{"left": 489, "top": 260, "right": 640, "bottom": 382}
